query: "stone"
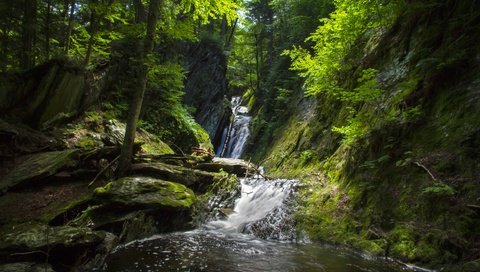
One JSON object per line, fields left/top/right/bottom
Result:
{"left": 0, "top": 149, "right": 78, "bottom": 193}
{"left": 94, "top": 176, "right": 196, "bottom": 208}
{"left": 195, "top": 158, "right": 257, "bottom": 176}
{"left": 0, "top": 262, "right": 54, "bottom": 272}
{"left": 0, "top": 222, "right": 105, "bottom": 252}
{"left": 130, "top": 162, "right": 219, "bottom": 192}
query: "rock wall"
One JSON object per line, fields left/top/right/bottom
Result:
{"left": 0, "top": 59, "right": 103, "bottom": 129}
{"left": 183, "top": 38, "right": 231, "bottom": 146}
{"left": 249, "top": 1, "right": 480, "bottom": 270}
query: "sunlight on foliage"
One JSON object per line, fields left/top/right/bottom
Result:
{"left": 284, "top": 0, "right": 404, "bottom": 96}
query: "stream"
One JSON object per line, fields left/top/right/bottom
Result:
{"left": 102, "top": 177, "right": 413, "bottom": 272}
{"left": 102, "top": 97, "right": 419, "bottom": 272}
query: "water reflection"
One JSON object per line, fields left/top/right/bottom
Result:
{"left": 103, "top": 229, "right": 409, "bottom": 272}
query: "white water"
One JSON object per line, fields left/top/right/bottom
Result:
{"left": 206, "top": 177, "right": 297, "bottom": 240}
{"left": 216, "top": 96, "right": 251, "bottom": 159}
{"left": 103, "top": 176, "right": 410, "bottom": 272}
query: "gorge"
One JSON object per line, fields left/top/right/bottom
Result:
{"left": 1, "top": 0, "right": 480, "bottom": 272}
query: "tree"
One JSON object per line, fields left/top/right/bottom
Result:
{"left": 117, "top": 0, "right": 161, "bottom": 177}
{"left": 22, "top": 0, "right": 37, "bottom": 69}
{"left": 116, "top": 0, "right": 238, "bottom": 176}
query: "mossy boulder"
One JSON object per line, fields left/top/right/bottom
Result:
{"left": 0, "top": 149, "right": 78, "bottom": 193}
{"left": 0, "top": 222, "right": 105, "bottom": 252}
{"left": 0, "top": 262, "right": 54, "bottom": 272}
{"left": 130, "top": 162, "right": 219, "bottom": 193}
{"left": 195, "top": 158, "right": 257, "bottom": 176}
{"left": 94, "top": 177, "right": 196, "bottom": 208}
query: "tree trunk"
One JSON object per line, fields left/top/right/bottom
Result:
{"left": 45, "top": 0, "right": 52, "bottom": 60}
{"left": 21, "top": 0, "right": 37, "bottom": 70}
{"left": 117, "top": 0, "right": 161, "bottom": 177}
{"left": 84, "top": 0, "right": 98, "bottom": 65}
{"left": 133, "top": 0, "right": 146, "bottom": 23}
{"left": 64, "top": 0, "right": 75, "bottom": 54}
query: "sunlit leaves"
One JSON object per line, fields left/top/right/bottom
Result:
{"left": 285, "top": 0, "right": 404, "bottom": 96}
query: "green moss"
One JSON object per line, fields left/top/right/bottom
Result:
{"left": 141, "top": 136, "right": 174, "bottom": 155}
{"left": 95, "top": 177, "right": 196, "bottom": 208}
{"left": 76, "top": 136, "right": 98, "bottom": 150}
{"left": 94, "top": 182, "right": 112, "bottom": 194}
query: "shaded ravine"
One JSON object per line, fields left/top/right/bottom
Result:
{"left": 102, "top": 102, "right": 423, "bottom": 272}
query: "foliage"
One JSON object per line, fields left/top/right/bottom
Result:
{"left": 285, "top": 0, "right": 403, "bottom": 96}
{"left": 422, "top": 183, "right": 456, "bottom": 197}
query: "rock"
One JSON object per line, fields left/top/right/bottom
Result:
{"left": 94, "top": 177, "right": 196, "bottom": 208}
{"left": 0, "top": 222, "right": 105, "bottom": 252}
{"left": 183, "top": 39, "right": 230, "bottom": 144}
{"left": 130, "top": 162, "right": 219, "bottom": 192}
{"left": 80, "top": 232, "right": 118, "bottom": 270}
{"left": 0, "top": 149, "right": 79, "bottom": 193}
{"left": 0, "top": 262, "right": 54, "bottom": 272}
{"left": 103, "top": 119, "right": 125, "bottom": 146}
{"left": 195, "top": 158, "right": 257, "bottom": 176}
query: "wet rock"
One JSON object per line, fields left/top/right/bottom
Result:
{"left": 195, "top": 158, "right": 257, "bottom": 176}
{"left": 0, "top": 262, "right": 54, "bottom": 272}
{"left": 0, "top": 149, "right": 79, "bottom": 193}
{"left": 130, "top": 162, "right": 218, "bottom": 192}
{"left": 94, "top": 176, "right": 196, "bottom": 208}
{"left": 0, "top": 222, "right": 105, "bottom": 252}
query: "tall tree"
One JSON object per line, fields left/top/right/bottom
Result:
{"left": 117, "top": 0, "right": 161, "bottom": 176}
{"left": 22, "top": 0, "right": 37, "bottom": 69}
{"left": 117, "top": 0, "right": 238, "bottom": 176}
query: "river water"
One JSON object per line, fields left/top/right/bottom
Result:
{"left": 102, "top": 178, "right": 415, "bottom": 272}
{"left": 102, "top": 98, "right": 421, "bottom": 272}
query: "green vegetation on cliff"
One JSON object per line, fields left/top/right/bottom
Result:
{"left": 238, "top": 0, "right": 480, "bottom": 270}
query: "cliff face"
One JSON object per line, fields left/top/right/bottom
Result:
{"left": 0, "top": 60, "right": 102, "bottom": 129}
{"left": 183, "top": 38, "right": 231, "bottom": 147}
{"left": 251, "top": 1, "right": 480, "bottom": 270}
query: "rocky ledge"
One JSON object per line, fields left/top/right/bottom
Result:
{"left": 0, "top": 118, "right": 256, "bottom": 271}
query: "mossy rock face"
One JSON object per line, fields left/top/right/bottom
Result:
{"left": 0, "top": 222, "right": 105, "bottom": 251}
{"left": 0, "top": 149, "right": 78, "bottom": 193}
{"left": 0, "top": 262, "right": 54, "bottom": 272}
{"left": 94, "top": 177, "right": 196, "bottom": 208}
{"left": 130, "top": 162, "right": 219, "bottom": 193}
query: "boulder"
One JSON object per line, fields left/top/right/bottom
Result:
{"left": 94, "top": 177, "right": 196, "bottom": 208}
{"left": 195, "top": 158, "right": 257, "bottom": 176}
{"left": 0, "top": 262, "right": 54, "bottom": 272}
{"left": 0, "top": 222, "right": 105, "bottom": 252}
{"left": 130, "top": 162, "right": 219, "bottom": 192}
{"left": 0, "top": 149, "right": 78, "bottom": 193}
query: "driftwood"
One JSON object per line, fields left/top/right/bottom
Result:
{"left": 88, "top": 155, "right": 120, "bottom": 187}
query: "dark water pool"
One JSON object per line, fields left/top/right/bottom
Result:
{"left": 103, "top": 229, "right": 418, "bottom": 272}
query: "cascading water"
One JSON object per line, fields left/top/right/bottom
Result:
{"left": 216, "top": 96, "right": 251, "bottom": 159}
{"left": 103, "top": 174, "right": 413, "bottom": 272}
{"left": 102, "top": 96, "right": 416, "bottom": 272}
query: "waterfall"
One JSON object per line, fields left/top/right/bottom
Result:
{"left": 207, "top": 175, "right": 298, "bottom": 241}
{"left": 216, "top": 96, "right": 251, "bottom": 158}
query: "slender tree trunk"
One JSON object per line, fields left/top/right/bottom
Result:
{"left": 45, "top": 0, "right": 52, "bottom": 60}
{"left": 133, "top": 0, "right": 146, "bottom": 23}
{"left": 225, "top": 18, "right": 238, "bottom": 50}
{"left": 64, "top": 0, "right": 75, "bottom": 54}
{"left": 117, "top": 0, "right": 161, "bottom": 177}
{"left": 254, "top": 34, "right": 260, "bottom": 92}
{"left": 21, "top": 0, "right": 37, "bottom": 69}
{"left": 84, "top": 0, "right": 98, "bottom": 65}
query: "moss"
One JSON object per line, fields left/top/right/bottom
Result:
{"left": 140, "top": 136, "right": 174, "bottom": 155}
{"left": 76, "top": 136, "right": 98, "bottom": 150}
{"left": 94, "top": 177, "right": 196, "bottom": 208}
{"left": 94, "top": 182, "right": 112, "bottom": 194}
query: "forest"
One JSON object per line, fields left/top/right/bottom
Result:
{"left": 1, "top": 0, "right": 479, "bottom": 271}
